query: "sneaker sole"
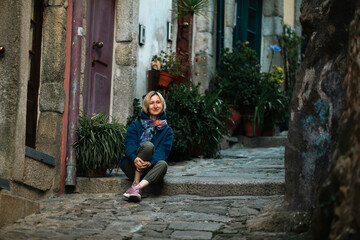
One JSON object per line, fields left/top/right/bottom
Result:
{"left": 123, "top": 193, "right": 141, "bottom": 202}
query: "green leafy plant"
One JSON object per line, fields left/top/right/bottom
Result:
{"left": 73, "top": 113, "right": 126, "bottom": 174}
{"left": 172, "top": 0, "right": 210, "bottom": 19}
{"left": 253, "top": 66, "right": 289, "bottom": 134}
{"left": 211, "top": 41, "right": 262, "bottom": 114}
{"left": 278, "top": 24, "right": 305, "bottom": 92}
{"left": 166, "top": 83, "right": 230, "bottom": 159}
{"left": 152, "top": 51, "right": 182, "bottom": 76}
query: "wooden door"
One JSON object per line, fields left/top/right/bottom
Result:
{"left": 83, "top": 0, "right": 115, "bottom": 115}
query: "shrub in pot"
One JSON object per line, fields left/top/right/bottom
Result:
{"left": 211, "top": 41, "right": 262, "bottom": 114}
{"left": 165, "top": 83, "right": 230, "bottom": 159}
{"left": 253, "top": 66, "right": 289, "bottom": 136}
{"left": 73, "top": 113, "right": 126, "bottom": 177}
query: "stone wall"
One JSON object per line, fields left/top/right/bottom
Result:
{"left": 36, "top": 0, "right": 67, "bottom": 195}
{"left": 192, "top": 1, "right": 216, "bottom": 94}
{"left": 312, "top": 2, "right": 360, "bottom": 239}
{"left": 112, "top": 0, "right": 139, "bottom": 122}
{"left": 0, "top": 0, "right": 30, "bottom": 184}
{"left": 285, "top": 0, "right": 356, "bottom": 211}
{"left": 0, "top": 0, "right": 66, "bottom": 199}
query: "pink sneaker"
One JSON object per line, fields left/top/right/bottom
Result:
{"left": 123, "top": 183, "right": 141, "bottom": 202}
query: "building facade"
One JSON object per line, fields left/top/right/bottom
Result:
{"left": 0, "top": 0, "right": 300, "bottom": 226}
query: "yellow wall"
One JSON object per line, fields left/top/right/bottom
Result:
{"left": 284, "top": 0, "right": 295, "bottom": 27}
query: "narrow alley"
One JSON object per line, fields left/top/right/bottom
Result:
{"left": 0, "top": 141, "right": 312, "bottom": 240}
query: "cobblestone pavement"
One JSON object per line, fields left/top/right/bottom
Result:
{"left": 0, "top": 193, "right": 311, "bottom": 240}
{"left": 0, "top": 146, "right": 312, "bottom": 239}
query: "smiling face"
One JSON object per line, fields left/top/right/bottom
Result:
{"left": 148, "top": 94, "right": 163, "bottom": 120}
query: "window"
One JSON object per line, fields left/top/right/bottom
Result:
{"left": 26, "top": 0, "right": 44, "bottom": 147}
{"left": 233, "top": 0, "right": 262, "bottom": 57}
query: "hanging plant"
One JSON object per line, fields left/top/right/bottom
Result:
{"left": 172, "top": 0, "right": 210, "bottom": 19}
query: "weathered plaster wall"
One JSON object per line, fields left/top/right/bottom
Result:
{"left": 312, "top": 2, "right": 360, "bottom": 239}
{"left": 285, "top": 0, "right": 356, "bottom": 211}
{"left": 0, "top": 0, "right": 31, "bottom": 181}
{"left": 112, "top": 0, "right": 139, "bottom": 122}
{"left": 137, "top": 0, "right": 175, "bottom": 100}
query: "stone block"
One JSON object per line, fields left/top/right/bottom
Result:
{"left": 115, "top": 43, "right": 135, "bottom": 66}
{"left": 112, "top": 67, "right": 136, "bottom": 122}
{"left": 75, "top": 177, "right": 128, "bottom": 193}
{"left": 45, "top": 0, "right": 67, "bottom": 6}
{"left": 23, "top": 157, "right": 54, "bottom": 191}
{"left": 41, "top": 6, "right": 67, "bottom": 84}
{"left": 10, "top": 182, "right": 48, "bottom": 200}
{"left": 224, "top": 27, "right": 233, "bottom": 49}
{"left": 194, "top": 32, "right": 213, "bottom": 54}
{"left": 36, "top": 112, "right": 63, "bottom": 193}
{"left": 262, "top": 16, "right": 283, "bottom": 36}
{"left": 39, "top": 82, "right": 65, "bottom": 113}
{"left": 225, "top": 0, "right": 235, "bottom": 27}
{"left": 195, "top": 13, "right": 213, "bottom": 33}
{"left": 0, "top": 192, "right": 39, "bottom": 227}
{"left": 116, "top": 0, "right": 139, "bottom": 42}
{"left": 262, "top": 0, "right": 283, "bottom": 17}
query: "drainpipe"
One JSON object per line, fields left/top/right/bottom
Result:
{"left": 65, "top": 0, "right": 83, "bottom": 187}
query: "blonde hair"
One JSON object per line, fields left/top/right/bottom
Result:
{"left": 142, "top": 91, "right": 166, "bottom": 115}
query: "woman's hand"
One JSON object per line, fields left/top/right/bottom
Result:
{"left": 134, "top": 157, "right": 151, "bottom": 172}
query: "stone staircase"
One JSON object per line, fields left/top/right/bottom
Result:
{"left": 75, "top": 136, "right": 287, "bottom": 197}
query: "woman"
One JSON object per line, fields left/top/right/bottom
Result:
{"left": 120, "top": 91, "right": 173, "bottom": 202}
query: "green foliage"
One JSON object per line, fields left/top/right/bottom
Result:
{"left": 152, "top": 51, "right": 182, "bottom": 76}
{"left": 125, "top": 85, "right": 230, "bottom": 161}
{"left": 166, "top": 83, "right": 230, "bottom": 159}
{"left": 278, "top": 24, "right": 305, "bottom": 92}
{"left": 211, "top": 41, "right": 262, "bottom": 113}
{"left": 254, "top": 66, "right": 289, "bottom": 130}
{"left": 73, "top": 113, "right": 126, "bottom": 173}
{"left": 172, "top": 0, "right": 210, "bottom": 19}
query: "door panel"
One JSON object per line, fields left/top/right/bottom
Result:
{"left": 92, "top": 73, "right": 110, "bottom": 114}
{"left": 84, "top": 0, "right": 115, "bottom": 115}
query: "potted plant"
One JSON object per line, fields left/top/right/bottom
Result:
{"left": 73, "top": 113, "right": 126, "bottom": 177}
{"left": 152, "top": 51, "right": 183, "bottom": 87}
{"left": 211, "top": 41, "right": 262, "bottom": 135}
{"left": 252, "top": 66, "right": 289, "bottom": 136}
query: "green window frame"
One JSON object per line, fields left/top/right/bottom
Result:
{"left": 233, "top": 0, "right": 262, "bottom": 58}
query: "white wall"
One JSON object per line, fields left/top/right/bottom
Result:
{"left": 136, "top": 0, "right": 176, "bottom": 101}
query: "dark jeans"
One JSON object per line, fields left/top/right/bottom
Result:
{"left": 123, "top": 142, "right": 168, "bottom": 184}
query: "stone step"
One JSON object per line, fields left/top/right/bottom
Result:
{"left": 74, "top": 147, "right": 285, "bottom": 197}
{"left": 231, "top": 136, "right": 287, "bottom": 148}
{"left": 74, "top": 177, "right": 284, "bottom": 196}
{"left": 0, "top": 192, "right": 40, "bottom": 227}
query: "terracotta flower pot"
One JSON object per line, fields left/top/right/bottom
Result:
{"left": 225, "top": 105, "right": 242, "bottom": 135}
{"left": 243, "top": 118, "right": 263, "bottom": 137}
{"left": 158, "top": 71, "right": 175, "bottom": 87}
{"left": 173, "top": 74, "right": 185, "bottom": 85}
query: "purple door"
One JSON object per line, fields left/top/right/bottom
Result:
{"left": 84, "top": 0, "right": 115, "bottom": 115}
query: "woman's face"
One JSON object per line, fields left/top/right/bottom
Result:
{"left": 148, "top": 94, "right": 163, "bottom": 118}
